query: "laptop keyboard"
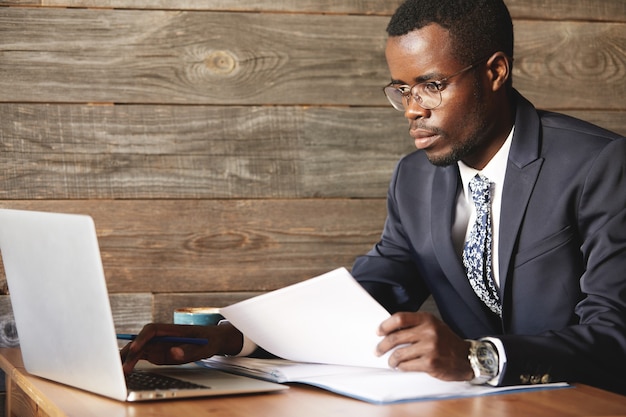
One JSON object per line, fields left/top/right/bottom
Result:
{"left": 126, "top": 370, "right": 208, "bottom": 391}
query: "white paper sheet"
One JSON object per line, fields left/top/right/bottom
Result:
{"left": 219, "top": 267, "right": 392, "bottom": 368}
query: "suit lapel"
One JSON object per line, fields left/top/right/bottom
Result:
{"left": 498, "top": 92, "right": 544, "bottom": 301}
{"left": 498, "top": 160, "right": 542, "bottom": 294}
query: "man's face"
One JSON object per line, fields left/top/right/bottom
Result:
{"left": 385, "top": 24, "right": 498, "bottom": 169}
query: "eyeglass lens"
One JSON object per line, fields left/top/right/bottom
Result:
{"left": 383, "top": 84, "right": 442, "bottom": 111}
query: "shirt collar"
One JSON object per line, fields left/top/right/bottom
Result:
{"left": 458, "top": 126, "right": 515, "bottom": 202}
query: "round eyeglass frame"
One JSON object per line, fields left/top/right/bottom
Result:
{"left": 382, "top": 57, "right": 489, "bottom": 111}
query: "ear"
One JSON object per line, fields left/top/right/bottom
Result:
{"left": 486, "top": 52, "right": 511, "bottom": 92}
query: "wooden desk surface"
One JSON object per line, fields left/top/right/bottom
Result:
{"left": 1, "top": 348, "right": 625, "bottom": 417}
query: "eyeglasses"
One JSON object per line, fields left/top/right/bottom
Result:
{"left": 382, "top": 58, "right": 487, "bottom": 111}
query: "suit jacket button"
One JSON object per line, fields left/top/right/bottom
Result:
{"left": 541, "top": 374, "right": 551, "bottom": 384}
{"left": 530, "top": 375, "right": 541, "bottom": 384}
{"left": 519, "top": 374, "right": 530, "bottom": 384}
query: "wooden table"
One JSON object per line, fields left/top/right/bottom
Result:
{"left": 1, "top": 348, "right": 625, "bottom": 417}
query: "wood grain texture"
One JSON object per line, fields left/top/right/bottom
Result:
{"left": 0, "top": 0, "right": 624, "bottom": 23}
{"left": 0, "top": 104, "right": 411, "bottom": 199}
{"left": 0, "top": 0, "right": 405, "bottom": 14}
{"left": 0, "top": 199, "right": 387, "bottom": 293}
{"left": 108, "top": 293, "right": 153, "bottom": 333}
{"left": 505, "top": 0, "right": 626, "bottom": 22}
{"left": 0, "top": 8, "right": 390, "bottom": 105}
{"left": 1, "top": 9, "right": 624, "bottom": 110}
{"left": 513, "top": 21, "right": 626, "bottom": 109}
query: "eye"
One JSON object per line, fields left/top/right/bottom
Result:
{"left": 396, "top": 85, "right": 412, "bottom": 96}
{"left": 423, "top": 81, "right": 443, "bottom": 93}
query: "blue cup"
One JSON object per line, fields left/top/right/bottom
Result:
{"left": 173, "top": 307, "right": 224, "bottom": 326}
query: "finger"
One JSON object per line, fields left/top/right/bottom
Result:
{"left": 130, "top": 323, "right": 161, "bottom": 349}
{"left": 169, "top": 346, "right": 186, "bottom": 362}
{"left": 119, "top": 342, "right": 130, "bottom": 361}
{"left": 377, "top": 312, "right": 429, "bottom": 336}
{"left": 376, "top": 326, "right": 420, "bottom": 356}
{"left": 122, "top": 344, "right": 145, "bottom": 373}
{"left": 122, "top": 351, "right": 142, "bottom": 374}
{"left": 387, "top": 342, "right": 427, "bottom": 370}
{"left": 121, "top": 324, "right": 164, "bottom": 373}
{"left": 166, "top": 344, "right": 207, "bottom": 363}
{"left": 120, "top": 343, "right": 135, "bottom": 374}
{"left": 377, "top": 314, "right": 404, "bottom": 337}
{"left": 392, "top": 347, "right": 469, "bottom": 381}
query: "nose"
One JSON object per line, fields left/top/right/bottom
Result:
{"left": 404, "top": 99, "right": 431, "bottom": 120}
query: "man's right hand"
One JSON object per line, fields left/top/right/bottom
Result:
{"left": 120, "top": 322, "right": 244, "bottom": 374}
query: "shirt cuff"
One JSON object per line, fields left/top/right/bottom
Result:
{"left": 218, "top": 319, "right": 258, "bottom": 357}
{"left": 481, "top": 337, "right": 507, "bottom": 386}
{"left": 236, "top": 334, "right": 258, "bottom": 357}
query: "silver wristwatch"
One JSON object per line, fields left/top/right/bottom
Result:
{"left": 467, "top": 339, "right": 499, "bottom": 385}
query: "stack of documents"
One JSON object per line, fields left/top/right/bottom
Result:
{"left": 202, "top": 356, "right": 567, "bottom": 404}
{"left": 202, "top": 268, "right": 568, "bottom": 404}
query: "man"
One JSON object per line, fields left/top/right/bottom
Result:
{"left": 122, "top": 0, "right": 626, "bottom": 395}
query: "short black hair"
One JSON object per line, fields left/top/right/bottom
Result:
{"left": 387, "top": 0, "right": 514, "bottom": 66}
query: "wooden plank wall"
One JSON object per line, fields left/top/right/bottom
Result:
{"left": 0, "top": 0, "right": 624, "bottom": 343}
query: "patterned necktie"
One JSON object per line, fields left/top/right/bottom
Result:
{"left": 462, "top": 174, "right": 502, "bottom": 317}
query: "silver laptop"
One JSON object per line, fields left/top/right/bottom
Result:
{"left": 0, "top": 208, "right": 287, "bottom": 401}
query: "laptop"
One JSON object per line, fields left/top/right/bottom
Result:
{"left": 0, "top": 208, "right": 288, "bottom": 401}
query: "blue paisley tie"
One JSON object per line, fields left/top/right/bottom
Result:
{"left": 462, "top": 174, "right": 502, "bottom": 317}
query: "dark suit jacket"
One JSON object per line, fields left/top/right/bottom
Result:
{"left": 352, "top": 90, "right": 626, "bottom": 395}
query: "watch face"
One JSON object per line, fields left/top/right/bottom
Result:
{"left": 477, "top": 345, "right": 498, "bottom": 374}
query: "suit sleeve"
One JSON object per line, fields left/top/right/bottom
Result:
{"left": 352, "top": 162, "right": 431, "bottom": 314}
